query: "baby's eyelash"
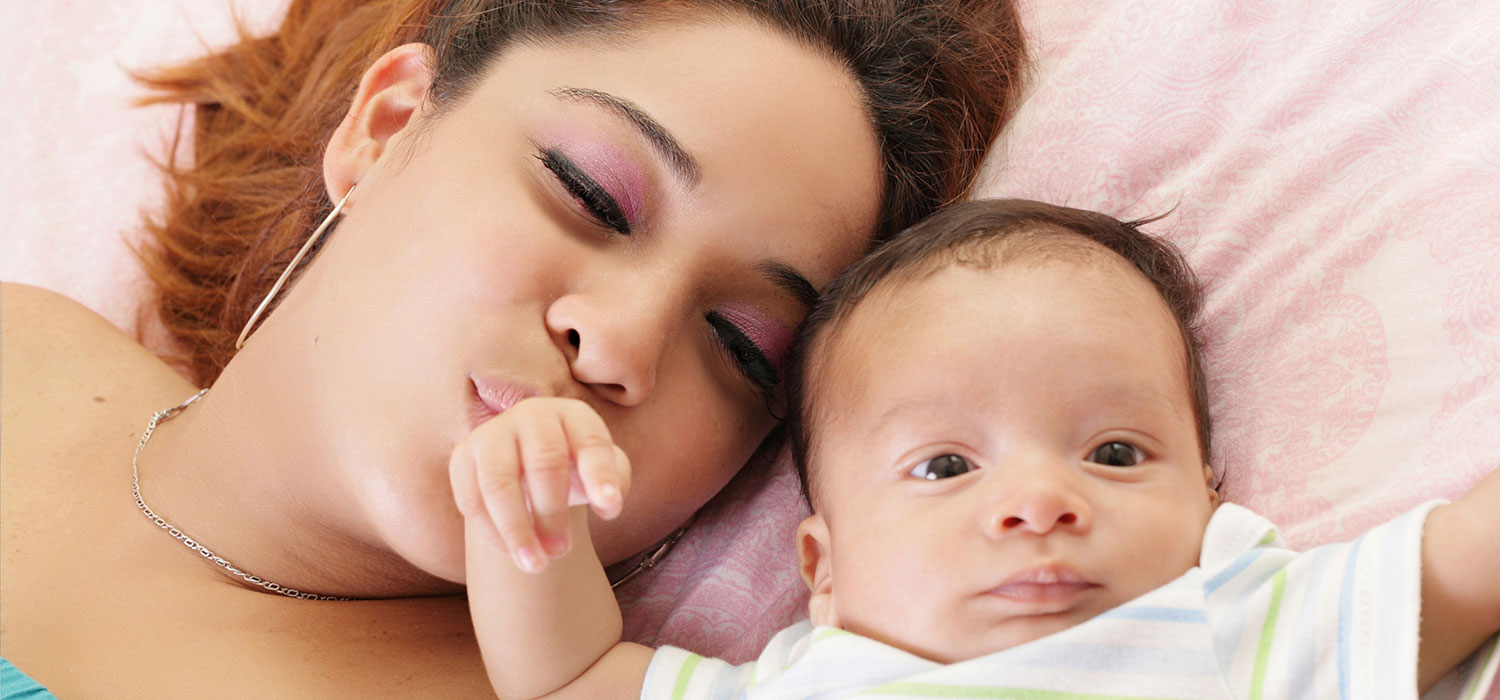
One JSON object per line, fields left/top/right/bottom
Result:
{"left": 538, "top": 149, "right": 631, "bottom": 235}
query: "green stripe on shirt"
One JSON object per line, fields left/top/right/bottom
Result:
{"left": 1249, "top": 568, "right": 1288, "bottom": 700}
{"left": 672, "top": 653, "right": 704, "bottom": 700}
{"left": 1459, "top": 637, "right": 1499, "bottom": 700}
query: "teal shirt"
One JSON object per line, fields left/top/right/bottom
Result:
{"left": 1, "top": 658, "right": 58, "bottom": 700}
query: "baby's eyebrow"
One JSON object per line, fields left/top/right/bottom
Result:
{"left": 1084, "top": 385, "right": 1190, "bottom": 422}
{"left": 862, "top": 400, "right": 945, "bottom": 441}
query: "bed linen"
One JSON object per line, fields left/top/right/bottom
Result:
{"left": 2, "top": 1, "right": 1496, "bottom": 694}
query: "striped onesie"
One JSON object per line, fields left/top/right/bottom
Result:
{"left": 643, "top": 503, "right": 1499, "bottom": 700}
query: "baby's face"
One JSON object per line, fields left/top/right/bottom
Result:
{"left": 801, "top": 257, "right": 1217, "bottom": 663}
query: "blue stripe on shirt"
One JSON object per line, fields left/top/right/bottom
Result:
{"left": 1281, "top": 540, "right": 1333, "bottom": 699}
{"left": 1337, "top": 537, "right": 1363, "bottom": 700}
{"left": 1206, "top": 548, "right": 1267, "bottom": 593}
{"left": 1097, "top": 606, "right": 1208, "bottom": 623}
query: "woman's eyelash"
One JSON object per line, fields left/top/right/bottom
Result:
{"left": 706, "top": 312, "right": 779, "bottom": 401}
{"left": 538, "top": 149, "right": 631, "bottom": 235}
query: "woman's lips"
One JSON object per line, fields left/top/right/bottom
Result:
{"left": 467, "top": 374, "right": 540, "bottom": 430}
{"left": 986, "top": 566, "right": 1099, "bottom": 605}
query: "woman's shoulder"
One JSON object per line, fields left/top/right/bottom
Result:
{"left": 2, "top": 283, "right": 194, "bottom": 428}
{"left": 4, "top": 281, "right": 136, "bottom": 346}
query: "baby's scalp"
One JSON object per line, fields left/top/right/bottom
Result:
{"left": 785, "top": 198, "right": 1213, "bottom": 510}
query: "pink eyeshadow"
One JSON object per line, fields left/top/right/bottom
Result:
{"left": 561, "top": 141, "right": 648, "bottom": 227}
{"left": 719, "top": 303, "right": 795, "bottom": 373}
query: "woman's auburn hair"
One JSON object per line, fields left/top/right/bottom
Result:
{"left": 137, "top": 0, "right": 1027, "bottom": 384}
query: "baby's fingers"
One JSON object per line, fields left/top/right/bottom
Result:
{"left": 449, "top": 439, "right": 484, "bottom": 522}
{"left": 602, "top": 445, "right": 632, "bottom": 517}
{"left": 516, "top": 409, "right": 577, "bottom": 558}
{"left": 556, "top": 402, "right": 629, "bottom": 519}
{"left": 467, "top": 423, "right": 548, "bottom": 574}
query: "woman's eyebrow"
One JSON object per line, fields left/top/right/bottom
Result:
{"left": 550, "top": 86, "right": 702, "bottom": 187}
{"left": 759, "top": 260, "right": 820, "bottom": 311}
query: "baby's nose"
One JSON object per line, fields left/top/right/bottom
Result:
{"left": 982, "top": 469, "right": 1092, "bottom": 538}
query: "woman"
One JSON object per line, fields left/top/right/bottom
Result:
{"left": 0, "top": 0, "right": 1023, "bottom": 696}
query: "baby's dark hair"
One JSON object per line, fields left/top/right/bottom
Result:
{"left": 785, "top": 198, "right": 1211, "bottom": 508}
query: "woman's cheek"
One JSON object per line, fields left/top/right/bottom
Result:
{"left": 594, "top": 400, "right": 763, "bottom": 563}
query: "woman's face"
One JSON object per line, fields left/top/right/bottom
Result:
{"left": 277, "top": 19, "right": 882, "bottom": 581}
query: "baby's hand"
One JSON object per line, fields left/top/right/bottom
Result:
{"left": 449, "top": 397, "right": 630, "bottom": 574}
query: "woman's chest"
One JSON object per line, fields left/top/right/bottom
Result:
{"left": 4, "top": 553, "right": 495, "bottom": 699}
{"left": 8, "top": 600, "right": 493, "bottom": 699}
{"left": 2, "top": 445, "right": 495, "bottom": 699}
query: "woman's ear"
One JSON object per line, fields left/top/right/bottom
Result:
{"left": 323, "top": 43, "right": 436, "bottom": 202}
{"left": 797, "top": 513, "right": 841, "bottom": 628}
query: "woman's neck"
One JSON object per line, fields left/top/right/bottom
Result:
{"left": 134, "top": 348, "right": 462, "bottom": 600}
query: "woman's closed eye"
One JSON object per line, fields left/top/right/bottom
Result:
{"left": 910, "top": 453, "right": 975, "bottom": 480}
{"left": 1088, "top": 441, "right": 1145, "bottom": 467}
{"left": 538, "top": 148, "right": 632, "bottom": 235}
{"left": 705, "top": 311, "right": 779, "bottom": 403}
{"left": 538, "top": 145, "right": 785, "bottom": 407}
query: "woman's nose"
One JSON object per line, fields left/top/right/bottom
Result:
{"left": 544, "top": 290, "right": 670, "bottom": 407}
{"left": 981, "top": 465, "right": 1092, "bottom": 539}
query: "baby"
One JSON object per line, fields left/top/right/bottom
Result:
{"left": 452, "top": 199, "right": 1500, "bottom": 699}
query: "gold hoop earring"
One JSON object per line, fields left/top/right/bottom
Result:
{"left": 235, "top": 185, "right": 357, "bottom": 349}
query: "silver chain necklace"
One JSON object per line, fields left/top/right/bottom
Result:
{"left": 133, "top": 390, "right": 686, "bottom": 600}
{"left": 131, "top": 389, "right": 355, "bottom": 601}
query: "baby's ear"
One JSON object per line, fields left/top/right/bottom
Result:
{"left": 797, "top": 513, "right": 840, "bottom": 628}
{"left": 1204, "top": 465, "right": 1221, "bottom": 507}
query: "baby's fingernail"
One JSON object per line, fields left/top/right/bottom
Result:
{"left": 597, "top": 484, "right": 622, "bottom": 517}
{"left": 541, "top": 531, "right": 570, "bottom": 556}
{"left": 515, "top": 547, "right": 541, "bottom": 573}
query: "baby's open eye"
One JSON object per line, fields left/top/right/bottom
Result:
{"left": 909, "top": 454, "right": 975, "bottom": 480}
{"left": 1088, "top": 441, "right": 1145, "bottom": 467}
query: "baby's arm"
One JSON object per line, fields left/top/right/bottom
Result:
{"left": 450, "top": 398, "right": 652, "bottom": 700}
{"left": 463, "top": 513, "right": 653, "bottom": 700}
{"left": 1417, "top": 465, "right": 1500, "bottom": 692}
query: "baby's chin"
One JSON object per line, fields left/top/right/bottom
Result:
{"left": 866, "top": 608, "right": 1104, "bottom": 665}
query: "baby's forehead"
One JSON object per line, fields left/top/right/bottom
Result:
{"left": 830, "top": 242, "right": 1170, "bottom": 352}
{"left": 811, "top": 251, "right": 1184, "bottom": 413}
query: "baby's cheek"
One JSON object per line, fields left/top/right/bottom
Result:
{"left": 843, "top": 548, "right": 930, "bottom": 628}
{"left": 838, "top": 582, "right": 912, "bottom": 646}
{"left": 1135, "top": 530, "right": 1203, "bottom": 591}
